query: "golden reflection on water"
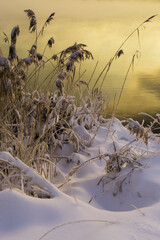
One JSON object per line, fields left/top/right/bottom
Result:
{"left": 0, "top": 0, "right": 160, "bottom": 118}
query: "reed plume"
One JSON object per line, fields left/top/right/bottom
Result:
{"left": 11, "top": 25, "right": 20, "bottom": 45}
{"left": 24, "top": 9, "right": 37, "bottom": 32}
{"left": 41, "top": 13, "right": 55, "bottom": 35}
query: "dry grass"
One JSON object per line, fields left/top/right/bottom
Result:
{"left": 0, "top": 10, "right": 157, "bottom": 198}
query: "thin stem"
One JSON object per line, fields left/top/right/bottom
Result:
{"left": 114, "top": 55, "right": 134, "bottom": 112}
{"left": 37, "top": 66, "right": 59, "bottom": 90}
{"left": 39, "top": 219, "right": 113, "bottom": 240}
{"left": 112, "top": 51, "right": 140, "bottom": 116}
{"left": 92, "top": 15, "right": 157, "bottom": 91}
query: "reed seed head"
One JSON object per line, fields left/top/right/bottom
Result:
{"left": 66, "top": 60, "right": 74, "bottom": 71}
{"left": 48, "top": 37, "right": 55, "bottom": 48}
{"left": 3, "top": 32, "right": 9, "bottom": 44}
{"left": 36, "top": 53, "right": 43, "bottom": 61}
{"left": 8, "top": 44, "right": 18, "bottom": 61}
{"left": 52, "top": 54, "right": 58, "bottom": 61}
{"left": 46, "top": 12, "right": 55, "bottom": 24}
{"left": 117, "top": 49, "right": 124, "bottom": 58}
{"left": 29, "top": 45, "right": 37, "bottom": 56}
{"left": 41, "top": 12, "right": 55, "bottom": 35}
{"left": 0, "top": 56, "right": 10, "bottom": 71}
{"left": 11, "top": 25, "right": 20, "bottom": 45}
{"left": 24, "top": 9, "right": 37, "bottom": 33}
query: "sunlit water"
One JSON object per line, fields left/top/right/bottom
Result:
{"left": 0, "top": 0, "right": 160, "bottom": 121}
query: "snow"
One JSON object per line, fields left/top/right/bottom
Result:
{"left": 0, "top": 118, "right": 160, "bottom": 240}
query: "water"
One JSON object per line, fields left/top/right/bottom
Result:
{"left": 0, "top": 0, "right": 160, "bottom": 121}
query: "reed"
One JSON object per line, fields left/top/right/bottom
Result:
{"left": 0, "top": 10, "right": 157, "bottom": 198}
{"left": 92, "top": 15, "right": 157, "bottom": 92}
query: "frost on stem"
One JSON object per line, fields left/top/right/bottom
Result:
{"left": 0, "top": 152, "right": 61, "bottom": 198}
{"left": 126, "top": 118, "right": 148, "bottom": 145}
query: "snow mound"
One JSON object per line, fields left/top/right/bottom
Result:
{"left": 0, "top": 118, "right": 160, "bottom": 239}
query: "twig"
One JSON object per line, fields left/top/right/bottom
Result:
{"left": 38, "top": 219, "right": 114, "bottom": 240}
{"left": 130, "top": 204, "right": 145, "bottom": 216}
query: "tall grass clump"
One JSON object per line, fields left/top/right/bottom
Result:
{"left": 0, "top": 10, "right": 157, "bottom": 197}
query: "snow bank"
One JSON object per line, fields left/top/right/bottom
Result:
{"left": 0, "top": 118, "right": 160, "bottom": 239}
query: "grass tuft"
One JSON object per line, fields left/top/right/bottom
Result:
{"left": 0, "top": 10, "right": 158, "bottom": 198}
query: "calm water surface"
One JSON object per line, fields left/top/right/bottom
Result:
{"left": 0, "top": 0, "right": 160, "bottom": 120}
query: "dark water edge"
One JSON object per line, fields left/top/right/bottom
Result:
{"left": 105, "top": 103, "right": 160, "bottom": 132}
{"left": 119, "top": 112, "right": 160, "bottom": 133}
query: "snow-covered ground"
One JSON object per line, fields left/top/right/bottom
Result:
{"left": 0, "top": 118, "right": 160, "bottom": 240}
